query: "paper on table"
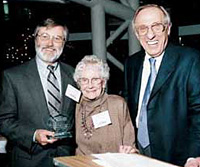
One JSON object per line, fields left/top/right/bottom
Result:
{"left": 92, "top": 159, "right": 113, "bottom": 167}
{"left": 92, "top": 153, "right": 180, "bottom": 167}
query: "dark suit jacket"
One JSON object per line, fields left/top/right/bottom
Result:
{"left": 0, "top": 58, "right": 77, "bottom": 167}
{"left": 124, "top": 43, "right": 200, "bottom": 166}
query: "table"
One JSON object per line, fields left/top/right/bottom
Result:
{"left": 54, "top": 155, "right": 101, "bottom": 167}
{"left": 54, "top": 153, "right": 181, "bottom": 167}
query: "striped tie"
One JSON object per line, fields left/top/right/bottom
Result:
{"left": 47, "top": 65, "right": 61, "bottom": 117}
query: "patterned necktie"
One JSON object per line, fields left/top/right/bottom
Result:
{"left": 138, "top": 57, "right": 157, "bottom": 148}
{"left": 47, "top": 65, "right": 61, "bottom": 117}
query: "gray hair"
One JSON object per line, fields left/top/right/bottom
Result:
{"left": 132, "top": 4, "right": 172, "bottom": 31}
{"left": 74, "top": 55, "right": 110, "bottom": 86}
{"left": 34, "top": 18, "right": 68, "bottom": 41}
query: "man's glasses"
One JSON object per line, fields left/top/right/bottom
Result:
{"left": 78, "top": 77, "right": 102, "bottom": 85}
{"left": 136, "top": 22, "right": 167, "bottom": 36}
{"left": 36, "top": 33, "right": 65, "bottom": 43}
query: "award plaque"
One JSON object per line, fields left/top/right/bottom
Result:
{"left": 47, "top": 114, "right": 73, "bottom": 139}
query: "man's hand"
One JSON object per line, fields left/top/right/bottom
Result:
{"left": 35, "top": 129, "right": 58, "bottom": 145}
{"left": 185, "top": 158, "right": 200, "bottom": 167}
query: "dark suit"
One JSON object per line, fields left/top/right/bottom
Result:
{"left": 124, "top": 43, "right": 200, "bottom": 166}
{"left": 0, "top": 58, "right": 76, "bottom": 167}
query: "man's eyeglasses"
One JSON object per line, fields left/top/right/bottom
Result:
{"left": 136, "top": 22, "right": 167, "bottom": 36}
{"left": 78, "top": 77, "right": 102, "bottom": 85}
{"left": 36, "top": 33, "right": 65, "bottom": 43}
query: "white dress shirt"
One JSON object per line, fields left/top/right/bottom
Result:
{"left": 136, "top": 52, "right": 164, "bottom": 127}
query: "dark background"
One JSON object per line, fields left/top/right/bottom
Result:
{"left": 2, "top": 0, "right": 200, "bottom": 94}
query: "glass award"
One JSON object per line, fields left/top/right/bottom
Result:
{"left": 47, "top": 114, "right": 73, "bottom": 139}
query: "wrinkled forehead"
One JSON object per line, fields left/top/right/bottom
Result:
{"left": 37, "top": 26, "right": 65, "bottom": 36}
{"left": 135, "top": 7, "right": 165, "bottom": 25}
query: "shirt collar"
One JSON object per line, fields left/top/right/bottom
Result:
{"left": 145, "top": 51, "right": 165, "bottom": 61}
{"left": 36, "top": 56, "right": 59, "bottom": 71}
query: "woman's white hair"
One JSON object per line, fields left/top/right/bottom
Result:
{"left": 73, "top": 55, "right": 110, "bottom": 86}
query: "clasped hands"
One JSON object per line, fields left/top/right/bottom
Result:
{"left": 119, "top": 145, "right": 139, "bottom": 154}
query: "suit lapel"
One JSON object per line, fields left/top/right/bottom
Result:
{"left": 60, "top": 66, "right": 68, "bottom": 111}
{"left": 24, "top": 59, "right": 49, "bottom": 119}
{"left": 150, "top": 45, "right": 179, "bottom": 100}
{"left": 60, "top": 63, "right": 75, "bottom": 115}
{"left": 133, "top": 53, "right": 145, "bottom": 105}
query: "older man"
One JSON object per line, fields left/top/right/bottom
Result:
{"left": 124, "top": 4, "right": 200, "bottom": 166}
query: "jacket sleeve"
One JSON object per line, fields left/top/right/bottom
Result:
{"left": 187, "top": 53, "right": 200, "bottom": 158}
{"left": 0, "top": 71, "right": 35, "bottom": 152}
{"left": 123, "top": 58, "right": 129, "bottom": 102}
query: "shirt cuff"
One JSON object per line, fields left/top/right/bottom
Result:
{"left": 33, "top": 130, "right": 37, "bottom": 143}
{"left": 187, "top": 157, "right": 195, "bottom": 163}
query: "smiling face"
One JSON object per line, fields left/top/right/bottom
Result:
{"left": 35, "top": 26, "right": 65, "bottom": 64}
{"left": 134, "top": 7, "right": 171, "bottom": 57}
{"left": 79, "top": 64, "right": 105, "bottom": 100}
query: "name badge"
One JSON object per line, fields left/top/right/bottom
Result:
{"left": 92, "top": 110, "right": 111, "bottom": 129}
{"left": 65, "top": 84, "right": 81, "bottom": 102}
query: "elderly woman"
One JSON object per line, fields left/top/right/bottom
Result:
{"left": 73, "top": 55, "right": 138, "bottom": 155}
